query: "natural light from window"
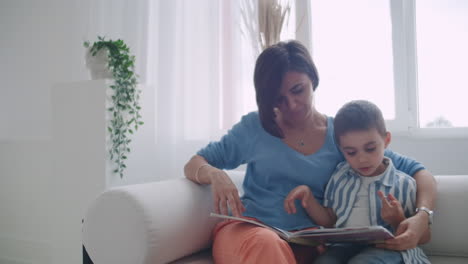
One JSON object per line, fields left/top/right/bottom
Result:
{"left": 310, "top": 0, "right": 395, "bottom": 120}
{"left": 237, "top": 0, "right": 467, "bottom": 132}
{"left": 416, "top": 0, "right": 468, "bottom": 128}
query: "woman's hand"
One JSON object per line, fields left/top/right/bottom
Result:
{"left": 209, "top": 168, "right": 246, "bottom": 217}
{"left": 273, "top": 107, "right": 286, "bottom": 128}
{"left": 377, "top": 191, "right": 406, "bottom": 229}
{"left": 376, "top": 212, "right": 429, "bottom": 250}
{"left": 284, "top": 185, "right": 313, "bottom": 214}
{"left": 184, "top": 155, "right": 245, "bottom": 217}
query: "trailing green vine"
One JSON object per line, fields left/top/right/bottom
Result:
{"left": 84, "top": 36, "right": 143, "bottom": 178}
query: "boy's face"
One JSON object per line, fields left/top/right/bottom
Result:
{"left": 339, "top": 128, "right": 391, "bottom": 177}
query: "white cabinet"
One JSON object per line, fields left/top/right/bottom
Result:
{"left": 51, "top": 80, "right": 112, "bottom": 264}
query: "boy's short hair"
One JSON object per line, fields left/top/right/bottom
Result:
{"left": 334, "top": 100, "right": 387, "bottom": 145}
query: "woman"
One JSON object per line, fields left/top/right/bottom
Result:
{"left": 184, "top": 40, "right": 436, "bottom": 264}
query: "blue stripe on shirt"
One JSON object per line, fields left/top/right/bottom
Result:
{"left": 323, "top": 159, "right": 429, "bottom": 263}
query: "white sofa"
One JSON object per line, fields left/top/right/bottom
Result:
{"left": 83, "top": 172, "right": 468, "bottom": 264}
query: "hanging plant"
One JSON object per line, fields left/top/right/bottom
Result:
{"left": 84, "top": 36, "right": 143, "bottom": 178}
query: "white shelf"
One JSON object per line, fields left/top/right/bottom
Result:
{"left": 51, "top": 79, "right": 113, "bottom": 264}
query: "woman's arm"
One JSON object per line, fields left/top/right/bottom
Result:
{"left": 184, "top": 155, "right": 245, "bottom": 217}
{"left": 414, "top": 169, "right": 437, "bottom": 217}
{"left": 184, "top": 114, "right": 259, "bottom": 217}
{"left": 378, "top": 169, "right": 436, "bottom": 250}
{"left": 414, "top": 170, "right": 435, "bottom": 245}
{"left": 184, "top": 155, "right": 212, "bottom": 184}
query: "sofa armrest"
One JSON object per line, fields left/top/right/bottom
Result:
{"left": 421, "top": 175, "right": 468, "bottom": 258}
{"left": 82, "top": 170, "right": 244, "bottom": 264}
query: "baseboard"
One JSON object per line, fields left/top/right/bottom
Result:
{"left": 0, "top": 256, "right": 31, "bottom": 264}
{"left": 0, "top": 237, "right": 52, "bottom": 264}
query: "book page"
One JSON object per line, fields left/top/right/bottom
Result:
{"left": 291, "top": 226, "right": 394, "bottom": 244}
{"left": 210, "top": 213, "right": 393, "bottom": 245}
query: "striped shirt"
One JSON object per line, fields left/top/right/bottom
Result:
{"left": 323, "top": 158, "right": 430, "bottom": 264}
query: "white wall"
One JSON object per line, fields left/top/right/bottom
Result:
{"left": 1, "top": 0, "right": 85, "bottom": 141}
{"left": 1, "top": 1, "right": 86, "bottom": 263}
{"left": 0, "top": 1, "right": 163, "bottom": 263}
{"left": 0, "top": 0, "right": 467, "bottom": 264}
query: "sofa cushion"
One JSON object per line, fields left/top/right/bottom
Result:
{"left": 427, "top": 255, "right": 468, "bottom": 264}
{"left": 421, "top": 175, "right": 468, "bottom": 258}
{"left": 169, "top": 249, "right": 213, "bottom": 264}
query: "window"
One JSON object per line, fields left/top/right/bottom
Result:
{"left": 415, "top": 0, "right": 468, "bottom": 128}
{"left": 310, "top": 0, "right": 395, "bottom": 121}
{"left": 301, "top": 0, "right": 468, "bottom": 134}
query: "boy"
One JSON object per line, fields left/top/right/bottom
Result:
{"left": 284, "top": 100, "right": 430, "bottom": 263}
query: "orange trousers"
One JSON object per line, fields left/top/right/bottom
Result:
{"left": 212, "top": 219, "right": 320, "bottom": 264}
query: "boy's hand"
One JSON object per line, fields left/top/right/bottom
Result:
{"left": 378, "top": 191, "right": 406, "bottom": 228}
{"left": 284, "top": 185, "right": 313, "bottom": 214}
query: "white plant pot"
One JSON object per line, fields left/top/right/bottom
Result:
{"left": 85, "top": 48, "right": 113, "bottom": 80}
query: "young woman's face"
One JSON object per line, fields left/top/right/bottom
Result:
{"left": 275, "top": 71, "right": 314, "bottom": 123}
{"left": 339, "top": 128, "right": 391, "bottom": 177}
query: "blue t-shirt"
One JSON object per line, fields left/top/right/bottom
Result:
{"left": 197, "top": 112, "right": 425, "bottom": 231}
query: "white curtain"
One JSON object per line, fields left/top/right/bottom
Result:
{"left": 143, "top": 0, "right": 257, "bottom": 179}
{"left": 88, "top": 0, "right": 285, "bottom": 181}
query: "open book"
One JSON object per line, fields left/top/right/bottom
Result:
{"left": 210, "top": 213, "right": 394, "bottom": 246}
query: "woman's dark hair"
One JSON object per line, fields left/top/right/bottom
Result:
{"left": 254, "top": 40, "right": 319, "bottom": 138}
{"left": 334, "top": 100, "right": 387, "bottom": 145}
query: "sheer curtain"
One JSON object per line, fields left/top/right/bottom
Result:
{"left": 90, "top": 0, "right": 292, "bottom": 180}
{"left": 143, "top": 0, "right": 298, "bottom": 179}
{"left": 145, "top": 0, "right": 254, "bottom": 179}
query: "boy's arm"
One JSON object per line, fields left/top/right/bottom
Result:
{"left": 378, "top": 191, "right": 431, "bottom": 246}
{"left": 377, "top": 172, "right": 434, "bottom": 251}
{"left": 284, "top": 185, "right": 336, "bottom": 227}
{"left": 384, "top": 152, "right": 436, "bottom": 248}
{"left": 378, "top": 191, "right": 406, "bottom": 230}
